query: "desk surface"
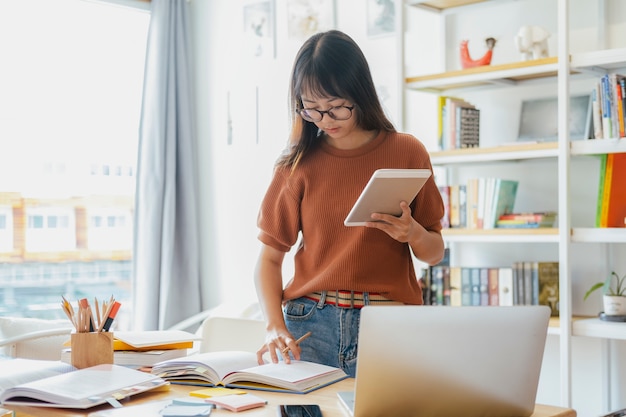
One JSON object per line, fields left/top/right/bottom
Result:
{"left": 7, "top": 379, "right": 576, "bottom": 417}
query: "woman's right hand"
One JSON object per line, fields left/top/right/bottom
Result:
{"left": 257, "top": 328, "right": 301, "bottom": 365}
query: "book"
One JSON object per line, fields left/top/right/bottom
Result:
{"left": 150, "top": 351, "right": 348, "bottom": 394}
{"left": 205, "top": 393, "right": 267, "bottom": 412}
{"left": 449, "top": 184, "right": 460, "bottom": 227}
{"left": 601, "top": 152, "right": 626, "bottom": 228}
{"left": 0, "top": 364, "right": 168, "bottom": 409}
{"left": 596, "top": 154, "right": 608, "bottom": 227}
{"left": 498, "top": 267, "right": 514, "bottom": 307}
{"left": 485, "top": 179, "right": 519, "bottom": 229}
{"left": 449, "top": 266, "right": 462, "bottom": 306}
{"left": 461, "top": 267, "right": 472, "bottom": 306}
{"left": 592, "top": 83, "right": 604, "bottom": 139}
{"left": 488, "top": 267, "right": 499, "bottom": 306}
{"left": 496, "top": 211, "right": 556, "bottom": 228}
{"left": 457, "top": 106, "right": 480, "bottom": 148}
{"left": 61, "top": 347, "right": 188, "bottom": 367}
{"left": 112, "top": 330, "right": 199, "bottom": 351}
{"left": 537, "top": 262, "right": 560, "bottom": 317}
{"left": 438, "top": 185, "right": 451, "bottom": 228}
{"left": 0, "top": 358, "right": 75, "bottom": 395}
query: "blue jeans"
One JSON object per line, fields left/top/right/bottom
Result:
{"left": 283, "top": 295, "right": 361, "bottom": 377}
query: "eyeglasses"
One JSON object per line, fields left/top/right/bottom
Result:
{"left": 297, "top": 105, "right": 354, "bottom": 122}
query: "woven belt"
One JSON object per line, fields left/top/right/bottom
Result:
{"left": 304, "top": 290, "right": 403, "bottom": 309}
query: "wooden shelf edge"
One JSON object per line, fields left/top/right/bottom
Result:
{"left": 407, "top": 57, "right": 557, "bottom": 84}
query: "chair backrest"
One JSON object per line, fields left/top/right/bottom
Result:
{"left": 198, "top": 316, "right": 266, "bottom": 354}
{"left": 0, "top": 317, "right": 73, "bottom": 360}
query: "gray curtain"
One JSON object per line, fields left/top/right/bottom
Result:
{"left": 132, "top": 0, "right": 201, "bottom": 330}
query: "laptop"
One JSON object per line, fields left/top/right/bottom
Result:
{"left": 338, "top": 305, "right": 551, "bottom": 417}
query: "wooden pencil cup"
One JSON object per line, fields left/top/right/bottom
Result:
{"left": 71, "top": 332, "right": 114, "bottom": 369}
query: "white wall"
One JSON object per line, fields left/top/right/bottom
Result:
{"left": 190, "top": 1, "right": 626, "bottom": 415}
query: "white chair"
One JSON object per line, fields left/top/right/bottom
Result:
{"left": 0, "top": 317, "right": 73, "bottom": 360}
{"left": 198, "top": 316, "right": 266, "bottom": 354}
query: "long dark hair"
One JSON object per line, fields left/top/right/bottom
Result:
{"left": 277, "top": 30, "right": 395, "bottom": 169}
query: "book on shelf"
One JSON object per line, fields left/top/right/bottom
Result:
{"left": 496, "top": 211, "right": 557, "bottom": 228}
{"left": 438, "top": 185, "right": 451, "bottom": 228}
{"left": 536, "top": 262, "right": 559, "bottom": 317}
{"left": 437, "top": 96, "right": 478, "bottom": 150}
{"left": 598, "top": 152, "right": 626, "bottom": 228}
{"left": 449, "top": 266, "right": 462, "bottom": 306}
{"left": 488, "top": 267, "right": 499, "bottom": 306}
{"left": 597, "top": 73, "right": 626, "bottom": 139}
{"left": 457, "top": 106, "right": 480, "bottom": 148}
{"left": 61, "top": 346, "right": 188, "bottom": 367}
{"left": 0, "top": 364, "right": 168, "bottom": 409}
{"left": 596, "top": 154, "right": 608, "bottom": 227}
{"left": 498, "top": 267, "right": 514, "bottom": 307}
{"left": 592, "top": 83, "right": 604, "bottom": 139}
{"left": 485, "top": 179, "right": 519, "bottom": 229}
{"left": 150, "top": 351, "right": 348, "bottom": 394}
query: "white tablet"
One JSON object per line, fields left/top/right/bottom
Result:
{"left": 344, "top": 169, "right": 432, "bottom": 227}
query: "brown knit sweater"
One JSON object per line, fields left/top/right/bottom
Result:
{"left": 257, "top": 131, "right": 444, "bottom": 305}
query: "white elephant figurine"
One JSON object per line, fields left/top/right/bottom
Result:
{"left": 514, "top": 25, "right": 550, "bottom": 61}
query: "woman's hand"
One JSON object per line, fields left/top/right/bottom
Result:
{"left": 256, "top": 328, "right": 301, "bottom": 365}
{"left": 365, "top": 201, "right": 415, "bottom": 242}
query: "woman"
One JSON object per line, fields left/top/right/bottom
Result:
{"left": 254, "top": 30, "right": 445, "bottom": 377}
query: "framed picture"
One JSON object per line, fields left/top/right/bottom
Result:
{"left": 367, "top": 0, "right": 396, "bottom": 38}
{"left": 287, "top": 0, "right": 335, "bottom": 41}
{"left": 243, "top": 0, "right": 275, "bottom": 59}
{"left": 517, "top": 94, "right": 593, "bottom": 142}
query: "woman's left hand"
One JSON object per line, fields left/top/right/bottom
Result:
{"left": 365, "top": 201, "right": 415, "bottom": 243}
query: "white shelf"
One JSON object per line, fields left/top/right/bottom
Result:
{"left": 573, "top": 318, "right": 626, "bottom": 340}
{"left": 570, "top": 48, "right": 626, "bottom": 72}
{"left": 571, "top": 139, "right": 626, "bottom": 155}
{"left": 571, "top": 228, "right": 626, "bottom": 243}
{"left": 442, "top": 228, "right": 559, "bottom": 243}
{"left": 430, "top": 142, "right": 558, "bottom": 165}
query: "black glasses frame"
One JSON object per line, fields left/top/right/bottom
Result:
{"left": 297, "top": 105, "right": 355, "bottom": 122}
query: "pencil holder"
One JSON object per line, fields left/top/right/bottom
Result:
{"left": 71, "top": 332, "right": 114, "bottom": 369}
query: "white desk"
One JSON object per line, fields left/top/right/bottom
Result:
{"left": 7, "top": 378, "right": 576, "bottom": 417}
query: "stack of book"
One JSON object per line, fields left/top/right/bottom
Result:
{"left": 495, "top": 211, "right": 557, "bottom": 228}
{"left": 61, "top": 330, "right": 199, "bottom": 368}
{"left": 437, "top": 96, "right": 480, "bottom": 150}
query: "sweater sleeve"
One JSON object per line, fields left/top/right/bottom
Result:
{"left": 257, "top": 167, "right": 302, "bottom": 253}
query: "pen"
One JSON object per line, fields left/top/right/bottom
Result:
{"left": 101, "top": 301, "right": 121, "bottom": 332}
{"left": 282, "top": 331, "right": 312, "bottom": 354}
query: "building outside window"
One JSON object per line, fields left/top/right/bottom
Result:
{"left": 0, "top": 0, "right": 150, "bottom": 329}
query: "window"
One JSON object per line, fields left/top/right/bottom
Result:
{"left": 0, "top": 0, "right": 150, "bottom": 328}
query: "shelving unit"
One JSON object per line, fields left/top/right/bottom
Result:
{"left": 399, "top": 0, "right": 626, "bottom": 412}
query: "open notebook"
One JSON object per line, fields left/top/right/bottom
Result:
{"left": 339, "top": 305, "right": 550, "bottom": 417}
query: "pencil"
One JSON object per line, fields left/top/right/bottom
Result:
{"left": 282, "top": 331, "right": 312, "bottom": 354}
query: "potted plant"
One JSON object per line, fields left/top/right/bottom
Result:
{"left": 584, "top": 271, "right": 626, "bottom": 316}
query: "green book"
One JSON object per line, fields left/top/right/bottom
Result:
{"left": 596, "top": 154, "right": 607, "bottom": 227}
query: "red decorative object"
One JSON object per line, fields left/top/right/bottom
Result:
{"left": 460, "top": 37, "right": 496, "bottom": 69}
